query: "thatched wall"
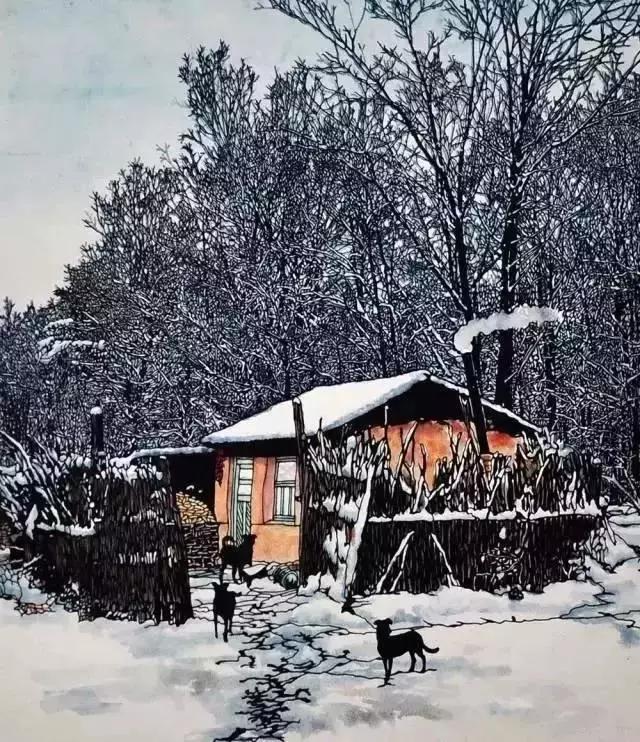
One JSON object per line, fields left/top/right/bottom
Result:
{"left": 351, "top": 515, "right": 598, "bottom": 596}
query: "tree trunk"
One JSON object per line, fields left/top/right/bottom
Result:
{"left": 538, "top": 259, "right": 557, "bottom": 430}
{"left": 452, "top": 217, "right": 490, "bottom": 454}
{"left": 631, "top": 395, "right": 640, "bottom": 484}
{"left": 462, "top": 347, "right": 490, "bottom": 454}
{"left": 281, "top": 337, "right": 291, "bottom": 399}
{"left": 495, "top": 171, "right": 523, "bottom": 410}
{"left": 90, "top": 402, "right": 105, "bottom": 469}
{"left": 543, "top": 331, "right": 557, "bottom": 430}
{"left": 630, "top": 288, "right": 640, "bottom": 484}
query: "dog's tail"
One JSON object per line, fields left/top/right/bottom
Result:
{"left": 419, "top": 635, "right": 440, "bottom": 654}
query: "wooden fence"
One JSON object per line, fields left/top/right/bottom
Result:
{"left": 298, "top": 427, "right": 603, "bottom": 601}
{"left": 26, "top": 457, "right": 193, "bottom": 625}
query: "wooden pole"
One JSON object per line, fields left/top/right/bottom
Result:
{"left": 293, "top": 398, "right": 308, "bottom": 581}
{"left": 90, "top": 400, "right": 105, "bottom": 469}
{"left": 461, "top": 351, "right": 490, "bottom": 454}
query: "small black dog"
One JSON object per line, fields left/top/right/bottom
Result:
{"left": 213, "top": 582, "right": 238, "bottom": 642}
{"left": 374, "top": 618, "right": 439, "bottom": 685}
{"left": 220, "top": 534, "right": 257, "bottom": 584}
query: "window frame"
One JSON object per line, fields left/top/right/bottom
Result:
{"left": 273, "top": 457, "right": 297, "bottom": 524}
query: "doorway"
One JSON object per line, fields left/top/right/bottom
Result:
{"left": 231, "top": 457, "right": 253, "bottom": 542}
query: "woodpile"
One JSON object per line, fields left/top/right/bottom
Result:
{"left": 176, "top": 493, "right": 216, "bottom": 525}
{"left": 181, "top": 523, "right": 219, "bottom": 571}
{"left": 176, "top": 493, "right": 219, "bottom": 571}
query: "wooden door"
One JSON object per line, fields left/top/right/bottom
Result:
{"left": 232, "top": 458, "right": 253, "bottom": 541}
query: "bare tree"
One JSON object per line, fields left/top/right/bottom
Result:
{"left": 261, "top": 0, "right": 640, "bottom": 449}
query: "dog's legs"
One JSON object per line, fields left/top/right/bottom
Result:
{"left": 417, "top": 647, "right": 426, "bottom": 673}
{"left": 223, "top": 618, "right": 229, "bottom": 643}
{"left": 214, "top": 611, "right": 218, "bottom": 639}
{"left": 409, "top": 651, "right": 416, "bottom": 673}
{"left": 229, "top": 614, "right": 233, "bottom": 635}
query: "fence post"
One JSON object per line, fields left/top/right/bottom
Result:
{"left": 293, "top": 398, "right": 308, "bottom": 582}
{"left": 90, "top": 401, "right": 105, "bottom": 469}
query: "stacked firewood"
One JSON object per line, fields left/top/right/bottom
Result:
{"left": 176, "top": 493, "right": 215, "bottom": 525}
{"left": 175, "top": 493, "right": 218, "bottom": 570}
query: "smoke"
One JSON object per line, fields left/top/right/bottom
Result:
{"left": 454, "top": 305, "right": 564, "bottom": 354}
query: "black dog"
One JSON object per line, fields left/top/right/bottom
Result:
{"left": 219, "top": 534, "right": 257, "bottom": 584}
{"left": 374, "top": 618, "right": 439, "bottom": 685}
{"left": 213, "top": 582, "right": 238, "bottom": 642}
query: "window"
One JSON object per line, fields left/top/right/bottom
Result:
{"left": 273, "top": 458, "right": 297, "bottom": 523}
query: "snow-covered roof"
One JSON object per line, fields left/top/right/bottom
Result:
{"left": 202, "top": 371, "right": 539, "bottom": 446}
{"left": 113, "top": 445, "right": 213, "bottom": 466}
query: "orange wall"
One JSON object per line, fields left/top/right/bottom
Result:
{"left": 252, "top": 523, "right": 299, "bottom": 563}
{"left": 369, "top": 420, "right": 519, "bottom": 486}
{"left": 213, "top": 454, "right": 301, "bottom": 564}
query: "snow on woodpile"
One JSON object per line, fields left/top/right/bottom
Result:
{"left": 0, "top": 432, "right": 90, "bottom": 536}
{"left": 369, "top": 502, "right": 602, "bottom": 523}
{"left": 0, "top": 437, "right": 193, "bottom": 624}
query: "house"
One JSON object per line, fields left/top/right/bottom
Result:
{"left": 201, "top": 370, "right": 538, "bottom": 564}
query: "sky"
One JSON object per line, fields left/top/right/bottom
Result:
{"left": 3, "top": 2, "right": 637, "bottom": 310}
{"left": 0, "top": 0, "right": 323, "bottom": 308}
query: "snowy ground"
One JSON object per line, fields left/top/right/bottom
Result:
{"left": 2, "top": 508, "right": 640, "bottom": 741}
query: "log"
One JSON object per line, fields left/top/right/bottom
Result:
{"left": 430, "top": 532, "right": 459, "bottom": 587}
{"left": 375, "top": 530, "right": 415, "bottom": 593}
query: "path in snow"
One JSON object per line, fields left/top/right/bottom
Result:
{"left": 5, "top": 572, "right": 639, "bottom": 742}
{"left": 191, "top": 575, "right": 372, "bottom": 741}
